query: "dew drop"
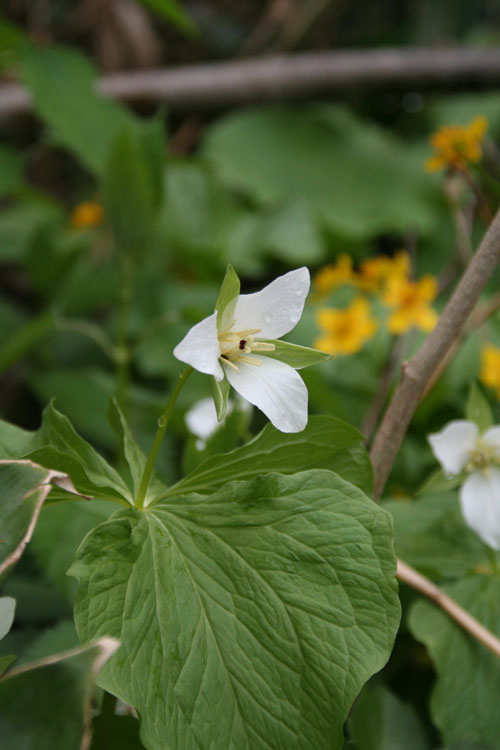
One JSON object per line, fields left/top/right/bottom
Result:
{"left": 289, "top": 311, "right": 300, "bottom": 323}
{"left": 264, "top": 313, "right": 272, "bottom": 324}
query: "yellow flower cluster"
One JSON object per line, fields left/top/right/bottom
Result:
{"left": 69, "top": 201, "right": 104, "bottom": 229}
{"left": 313, "top": 251, "right": 439, "bottom": 356}
{"left": 425, "top": 116, "right": 488, "bottom": 173}
{"left": 480, "top": 344, "right": 500, "bottom": 400}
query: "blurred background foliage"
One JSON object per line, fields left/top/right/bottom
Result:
{"left": 2, "top": 2, "right": 500, "bottom": 747}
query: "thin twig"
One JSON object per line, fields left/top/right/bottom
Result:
{"left": 397, "top": 559, "right": 500, "bottom": 660}
{"left": 5, "top": 47, "right": 500, "bottom": 118}
{"left": 370, "top": 205, "right": 500, "bottom": 499}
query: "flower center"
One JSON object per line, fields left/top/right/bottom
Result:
{"left": 466, "top": 440, "right": 500, "bottom": 472}
{"left": 218, "top": 324, "right": 275, "bottom": 372}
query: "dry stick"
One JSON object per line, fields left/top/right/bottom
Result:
{"left": 397, "top": 560, "right": 500, "bottom": 660}
{"left": 371, "top": 205, "right": 500, "bottom": 500}
{"left": 370, "top": 207, "right": 500, "bottom": 659}
{"left": 5, "top": 47, "right": 500, "bottom": 118}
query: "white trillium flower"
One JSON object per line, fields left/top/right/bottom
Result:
{"left": 174, "top": 268, "right": 310, "bottom": 433}
{"left": 428, "top": 419, "right": 500, "bottom": 549}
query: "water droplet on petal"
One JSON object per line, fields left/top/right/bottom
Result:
{"left": 264, "top": 314, "right": 272, "bottom": 324}
{"left": 289, "top": 311, "right": 300, "bottom": 323}
{"left": 295, "top": 288, "right": 303, "bottom": 296}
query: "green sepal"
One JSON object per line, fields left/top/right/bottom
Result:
{"left": 260, "top": 339, "right": 331, "bottom": 369}
{"left": 215, "top": 264, "right": 240, "bottom": 330}
{"left": 465, "top": 382, "right": 493, "bottom": 433}
{"left": 416, "top": 467, "right": 464, "bottom": 496}
{"left": 211, "top": 375, "right": 230, "bottom": 421}
{"left": 0, "top": 597, "right": 16, "bottom": 641}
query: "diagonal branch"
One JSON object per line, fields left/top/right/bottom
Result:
{"left": 370, "top": 206, "right": 500, "bottom": 499}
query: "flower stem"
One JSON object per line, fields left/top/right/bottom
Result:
{"left": 115, "top": 256, "right": 134, "bottom": 414}
{"left": 135, "top": 366, "right": 193, "bottom": 509}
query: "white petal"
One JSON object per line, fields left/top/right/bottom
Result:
{"left": 185, "top": 397, "right": 234, "bottom": 440}
{"left": 232, "top": 268, "right": 310, "bottom": 339}
{"left": 460, "top": 469, "right": 500, "bottom": 549}
{"left": 482, "top": 426, "right": 500, "bottom": 457}
{"left": 224, "top": 357, "right": 308, "bottom": 433}
{"left": 173, "top": 312, "right": 224, "bottom": 380}
{"left": 428, "top": 420, "right": 478, "bottom": 475}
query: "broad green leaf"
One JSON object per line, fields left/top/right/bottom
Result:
{"left": 16, "top": 621, "right": 79, "bottom": 666}
{"left": 0, "top": 146, "right": 24, "bottom": 197}
{"left": 0, "top": 460, "right": 65, "bottom": 578}
{"left": 202, "top": 105, "right": 439, "bottom": 241}
{"left": 465, "top": 383, "right": 493, "bottom": 433}
{"left": 409, "top": 575, "right": 500, "bottom": 747}
{"left": 261, "top": 340, "right": 330, "bottom": 369}
{"left": 0, "top": 199, "right": 63, "bottom": 263}
{"left": 0, "top": 597, "right": 15, "bottom": 640}
{"left": 137, "top": 0, "right": 197, "bottom": 34}
{"left": 215, "top": 263, "right": 240, "bottom": 329}
{"left": 211, "top": 375, "right": 230, "bottom": 421}
{"left": 70, "top": 470, "right": 400, "bottom": 750}
{"left": 348, "top": 683, "right": 429, "bottom": 750}
{"left": 20, "top": 44, "right": 134, "bottom": 174}
{"left": 385, "top": 492, "right": 489, "bottom": 580}
{"left": 162, "top": 415, "right": 373, "bottom": 500}
{"left": 102, "top": 126, "right": 156, "bottom": 253}
{"left": 263, "top": 199, "right": 324, "bottom": 264}
{"left": 0, "top": 636, "right": 119, "bottom": 750}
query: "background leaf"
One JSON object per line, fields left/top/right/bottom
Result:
{"left": 409, "top": 575, "right": 500, "bottom": 747}
{"left": 0, "top": 637, "right": 119, "bottom": 750}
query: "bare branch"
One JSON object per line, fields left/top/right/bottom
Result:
{"left": 371, "top": 206, "right": 500, "bottom": 499}
{"left": 397, "top": 559, "right": 500, "bottom": 660}
{"left": 4, "top": 47, "right": 500, "bottom": 119}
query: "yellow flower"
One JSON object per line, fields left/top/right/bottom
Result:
{"left": 69, "top": 201, "right": 104, "bottom": 229}
{"left": 425, "top": 116, "right": 488, "bottom": 172}
{"left": 313, "top": 255, "right": 355, "bottom": 295}
{"left": 358, "top": 250, "right": 411, "bottom": 293}
{"left": 383, "top": 275, "right": 438, "bottom": 334}
{"left": 315, "top": 298, "right": 378, "bottom": 355}
{"left": 480, "top": 344, "right": 500, "bottom": 400}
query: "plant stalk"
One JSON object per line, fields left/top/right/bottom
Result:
{"left": 135, "top": 366, "right": 193, "bottom": 508}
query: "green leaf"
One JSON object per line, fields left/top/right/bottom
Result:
{"left": 465, "top": 383, "right": 493, "bottom": 433}
{"left": 91, "top": 715, "right": 145, "bottom": 750}
{"left": 202, "top": 105, "right": 439, "bottom": 241}
{"left": 215, "top": 263, "right": 240, "bottom": 329}
{"left": 108, "top": 399, "right": 166, "bottom": 504}
{"left": 163, "top": 414, "right": 373, "bottom": 499}
{"left": 0, "top": 460, "right": 64, "bottom": 578}
{"left": 0, "top": 598, "right": 16, "bottom": 640}
{"left": 0, "top": 655, "right": 16, "bottom": 676}
{"left": 0, "top": 636, "right": 119, "bottom": 750}
{"left": 385, "top": 492, "right": 489, "bottom": 580}
{"left": 261, "top": 340, "right": 330, "bottom": 369}
{"left": 70, "top": 470, "right": 400, "bottom": 750}
{"left": 136, "top": 0, "right": 197, "bottom": 34}
{"left": 0, "top": 146, "right": 24, "bottom": 197}
{"left": 409, "top": 575, "right": 500, "bottom": 747}
{"left": 348, "top": 683, "right": 429, "bottom": 750}
{"left": 20, "top": 44, "right": 134, "bottom": 175}
{"left": 30, "top": 501, "right": 112, "bottom": 603}
{"left": 30, "top": 403, "right": 131, "bottom": 503}
{"left": 211, "top": 375, "right": 230, "bottom": 421}
{"left": 102, "top": 126, "right": 156, "bottom": 253}
{"left": 0, "top": 312, "right": 55, "bottom": 376}
{"left": 263, "top": 199, "right": 324, "bottom": 264}
{"left": 416, "top": 468, "right": 463, "bottom": 496}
